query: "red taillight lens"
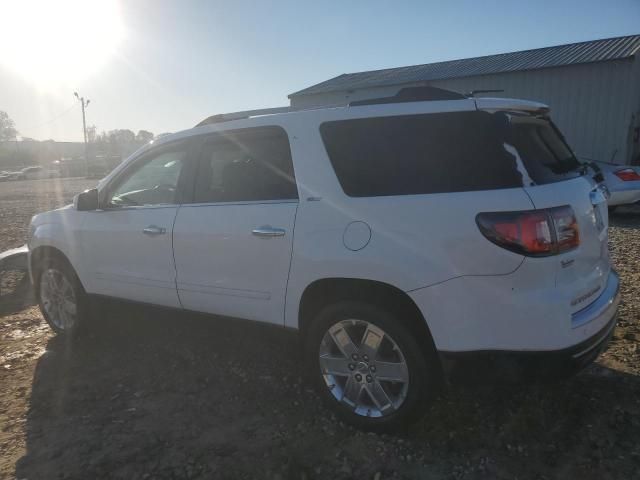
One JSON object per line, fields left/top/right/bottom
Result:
{"left": 477, "top": 206, "right": 579, "bottom": 257}
{"left": 614, "top": 168, "right": 640, "bottom": 182}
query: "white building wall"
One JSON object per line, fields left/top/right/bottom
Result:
{"left": 290, "top": 58, "right": 640, "bottom": 165}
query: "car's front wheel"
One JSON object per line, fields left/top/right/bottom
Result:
{"left": 305, "top": 301, "right": 440, "bottom": 432}
{"left": 35, "top": 257, "right": 87, "bottom": 335}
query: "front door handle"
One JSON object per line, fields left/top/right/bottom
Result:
{"left": 143, "top": 225, "right": 166, "bottom": 236}
{"left": 252, "top": 226, "right": 286, "bottom": 237}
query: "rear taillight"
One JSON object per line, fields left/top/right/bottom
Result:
{"left": 550, "top": 205, "right": 580, "bottom": 252}
{"left": 614, "top": 168, "right": 640, "bottom": 182}
{"left": 476, "top": 206, "right": 579, "bottom": 257}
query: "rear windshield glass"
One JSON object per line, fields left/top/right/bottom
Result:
{"left": 320, "top": 111, "right": 581, "bottom": 197}
{"left": 506, "top": 115, "right": 582, "bottom": 185}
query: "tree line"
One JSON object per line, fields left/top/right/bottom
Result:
{"left": 0, "top": 110, "right": 161, "bottom": 170}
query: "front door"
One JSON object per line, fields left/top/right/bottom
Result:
{"left": 79, "top": 140, "right": 193, "bottom": 307}
{"left": 173, "top": 126, "right": 299, "bottom": 325}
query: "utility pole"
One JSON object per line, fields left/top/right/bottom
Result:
{"left": 74, "top": 92, "right": 90, "bottom": 176}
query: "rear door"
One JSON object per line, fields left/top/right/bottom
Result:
{"left": 172, "top": 126, "right": 298, "bottom": 325}
{"left": 509, "top": 115, "right": 610, "bottom": 312}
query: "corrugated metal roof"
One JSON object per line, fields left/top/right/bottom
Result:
{"left": 289, "top": 34, "right": 640, "bottom": 97}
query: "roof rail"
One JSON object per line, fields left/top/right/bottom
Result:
{"left": 195, "top": 106, "right": 291, "bottom": 127}
{"left": 349, "top": 86, "right": 466, "bottom": 106}
{"left": 465, "top": 89, "right": 505, "bottom": 97}
{"left": 195, "top": 88, "right": 468, "bottom": 127}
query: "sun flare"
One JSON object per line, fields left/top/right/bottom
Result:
{"left": 0, "top": 0, "right": 124, "bottom": 89}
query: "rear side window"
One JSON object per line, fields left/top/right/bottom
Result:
{"left": 319, "top": 111, "right": 522, "bottom": 197}
{"left": 193, "top": 126, "right": 297, "bottom": 203}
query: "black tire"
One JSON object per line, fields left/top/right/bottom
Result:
{"left": 304, "top": 301, "right": 441, "bottom": 432}
{"left": 34, "top": 256, "right": 89, "bottom": 336}
{"left": 608, "top": 206, "right": 618, "bottom": 214}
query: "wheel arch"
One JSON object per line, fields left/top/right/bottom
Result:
{"left": 30, "top": 245, "right": 80, "bottom": 288}
{"left": 298, "top": 277, "right": 439, "bottom": 362}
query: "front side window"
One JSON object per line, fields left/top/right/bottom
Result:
{"left": 107, "top": 145, "right": 188, "bottom": 207}
{"left": 193, "top": 126, "right": 297, "bottom": 203}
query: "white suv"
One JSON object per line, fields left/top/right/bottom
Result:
{"left": 28, "top": 87, "right": 620, "bottom": 431}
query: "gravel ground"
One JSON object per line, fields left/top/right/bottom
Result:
{"left": 1, "top": 178, "right": 639, "bottom": 480}
{"left": 0, "top": 177, "right": 98, "bottom": 253}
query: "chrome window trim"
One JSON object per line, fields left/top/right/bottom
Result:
{"left": 94, "top": 204, "right": 179, "bottom": 212}
{"left": 179, "top": 199, "right": 299, "bottom": 208}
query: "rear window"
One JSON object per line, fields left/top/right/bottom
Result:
{"left": 320, "top": 111, "right": 522, "bottom": 197}
{"left": 506, "top": 115, "right": 582, "bottom": 185}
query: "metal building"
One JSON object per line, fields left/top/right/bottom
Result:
{"left": 289, "top": 35, "right": 640, "bottom": 166}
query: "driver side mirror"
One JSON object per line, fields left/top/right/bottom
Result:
{"left": 74, "top": 188, "right": 99, "bottom": 211}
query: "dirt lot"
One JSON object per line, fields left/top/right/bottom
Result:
{"left": 1, "top": 178, "right": 639, "bottom": 480}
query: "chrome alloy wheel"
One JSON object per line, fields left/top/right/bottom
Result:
{"left": 319, "top": 319, "right": 409, "bottom": 418}
{"left": 39, "top": 268, "right": 78, "bottom": 331}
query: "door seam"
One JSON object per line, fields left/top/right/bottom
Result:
{"left": 282, "top": 203, "right": 299, "bottom": 327}
{"left": 171, "top": 204, "right": 184, "bottom": 308}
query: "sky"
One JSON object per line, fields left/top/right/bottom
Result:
{"left": 0, "top": 0, "right": 638, "bottom": 142}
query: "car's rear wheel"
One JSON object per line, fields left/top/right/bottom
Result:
{"left": 35, "top": 257, "right": 87, "bottom": 335}
{"left": 305, "top": 301, "right": 440, "bottom": 432}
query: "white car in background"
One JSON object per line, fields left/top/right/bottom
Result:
{"left": 28, "top": 87, "right": 620, "bottom": 431}
{"left": 5, "top": 170, "right": 26, "bottom": 180}
{"left": 21, "top": 165, "right": 47, "bottom": 180}
{"left": 591, "top": 161, "right": 640, "bottom": 211}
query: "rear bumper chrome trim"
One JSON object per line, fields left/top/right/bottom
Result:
{"left": 571, "top": 270, "right": 620, "bottom": 329}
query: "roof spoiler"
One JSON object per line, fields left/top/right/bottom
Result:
{"left": 474, "top": 97, "right": 550, "bottom": 115}
{"left": 349, "top": 86, "right": 466, "bottom": 106}
{"left": 348, "top": 86, "right": 550, "bottom": 116}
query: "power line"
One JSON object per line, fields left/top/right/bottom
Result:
{"left": 18, "top": 104, "right": 77, "bottom": 133}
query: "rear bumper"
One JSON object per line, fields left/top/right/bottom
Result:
{"left": 440, "top": 314, "right": 617, "bottom": 383}
{"left": 571, "top": 269, "right": 620, "bottom": 329}
{"left": 439, "top": 271, "right": 620, "bottom": 383}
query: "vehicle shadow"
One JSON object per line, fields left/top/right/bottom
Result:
{"left": 15, "top": 300, "right": 640, "bottom": 479}
{"left": 0, "top": 268, "right": 35, "bottom": 316}
{"left": 609, "top": 204, "right": 640, "bottom": 228}
{"left": 15, "top": 302, "right": 305, "bottom": 479}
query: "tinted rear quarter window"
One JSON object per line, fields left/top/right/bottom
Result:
{"left": 320, "top": 111, "right": 522, "bottom": 197}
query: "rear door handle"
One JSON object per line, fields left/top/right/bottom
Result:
{"left": 143, "top": 225, "right": 166, "bottom": 236}
{"left": 252, "top": 226, "right": 286, "bottom": 237}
